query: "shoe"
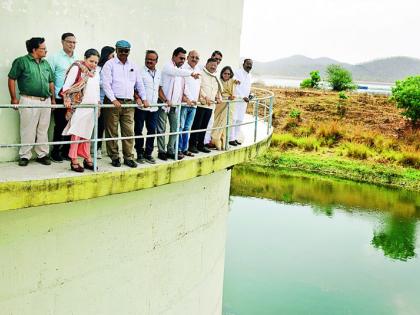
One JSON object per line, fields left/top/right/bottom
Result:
{"left": 189, "top": 146, "right": 198, "bottom": 154}
{"left": 70, "top": 162, "right": 84, "bottom": 173}
{"left": 111, "top": 158, "right": 121, "bottom": 167}
{"left": 197, "top": 146, "right": 211, "bottom": 153}
{"left": 136, "top": 152, "right": 146, "bottom": 164}
{"left": 97, "top": 149, "right": 102, "bottom": 159}
{"left": 178, "top": 151, "right": 185, "bottom": 159}
{"left": 51, "top": 152, "right": 63, "bottom": 163}
{"left": 18, "top": 158, "right": 29, "bottom": 166}
{"left": 124, "top": 159, "right": 137, "bottom": 168}
{"left": 158, "top": 152, "right": 168, "bottom": 161}
{"left": 167, "top": 153, "right": 184, "bottom": 160}
{"left": 235, "top": 140, "right": 242, "bottom": 145}
{"left": 36, "top": 156, "right": 51, "bottom": 165}
{"left": 144, "top": 155, "right": 156, "bottom": 164}
{"left": 183, "top": 151, "right": 195, "bottom": 157}
{"left": 83, "top": 160, "right": 96, "bottom": 171}
{"left": 206, "top": 143, "right": 217, "bottom": 149}
{"left": 229, "top": 140, "right": 238, "bottom": 146}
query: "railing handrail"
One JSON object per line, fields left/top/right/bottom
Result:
{"left": 0, "top": 88, "right": 275, "bottom": 171}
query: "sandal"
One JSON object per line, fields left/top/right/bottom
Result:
{"left": 71, "top": 162, "right": 84, "bottom": 173}
{"left": 83, "top": 159, "right": 97, "bottom": 171}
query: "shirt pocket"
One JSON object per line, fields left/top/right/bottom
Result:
{"left": 128, "top": 70, "right": 136, "bottom": 82}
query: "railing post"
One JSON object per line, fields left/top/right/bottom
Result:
{"left": 254, "top": 99, "right": 259, "bottom": 142}
{"left": 175, "top": 104, "right": 181, "bottom": 160}
{"left": 93, "top": 104, "right": 98, "bottom": 172}
{"left": 268, "top": 96, "right": 273, "bottom": 135}
{"left": 225, "top": 101, "right": 230, "bottom": 151}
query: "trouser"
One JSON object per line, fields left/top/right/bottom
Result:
{"left": 204, "top": 112, "right": 214, "bottom": 144}
{"left": 18, "top": 95, "right": 51, "bottom": 159}
{"left": 211, "top": 102, "right": 230, "bottom": 150}
{"left": 97, "top": 111, "right": 105, "bottom": 150}
{"left": 156, "top": 107, "right": 178, "bottom": 155}
{"left": 51, "top": 98, "right": 71, "bottom": 157}
{"left": 179, "top": 106, "right": 196, "bottom": 152}
{"left": 134, "top": 108, "right": 158, "bottom": 157}
{"left": 189, "top": 106, "right": 213, "bottom": 149}
{"left": 68, "top": 135, "right": 91, "bottom": 160}
{"left": 230, "top": 101, "right": 247, "bottom": 142}
{"left": 103, "top": 97, "right": 135, "bottom": 160}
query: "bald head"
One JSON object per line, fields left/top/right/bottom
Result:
{"left": 187, "top": 50, "right": 200, "bottom": 68}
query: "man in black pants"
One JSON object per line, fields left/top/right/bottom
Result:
{"left": 47, "top": 33, "right": 77, "bottom": 162}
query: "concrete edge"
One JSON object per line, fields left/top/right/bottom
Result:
{"left": 0, "top": 133, "right": 272, "bottom": 211}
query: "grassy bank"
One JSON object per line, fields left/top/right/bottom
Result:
{"left": 247, "top": 87, "right": 420, "bottom": 192}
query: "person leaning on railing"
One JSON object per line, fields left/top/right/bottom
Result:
{"left": 61, "top": 49, "right": 101, "bottom": 173}
{"left": 7, "top": 37, "right": 55, "bottom": 167}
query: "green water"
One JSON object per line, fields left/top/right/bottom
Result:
{"left": 223, "top": 166, "right": 420, "bottom": 315}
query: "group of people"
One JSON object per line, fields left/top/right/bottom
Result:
{"left": 7, "top": 33, "right": 253, "bottom": 172}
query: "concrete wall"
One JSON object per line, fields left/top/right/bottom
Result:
{"left": 0, "top": 0, "right": 244, "bottom": 161}
{"left": 0, "top": 169, "right": 231, "bottom": 315}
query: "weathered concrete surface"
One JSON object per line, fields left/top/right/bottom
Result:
{"left": 0, "top": 117, "right": 272, "bottom": 211}
{"left": 0, "top": 169, "right": 230, "bottom": 315}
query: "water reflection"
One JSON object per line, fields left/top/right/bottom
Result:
{"left": 231, "top": 165, "right": 420, "bottom": 261}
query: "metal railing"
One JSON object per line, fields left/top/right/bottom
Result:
{"left": 0, "top": 88, "right": 274, "bottom": 172}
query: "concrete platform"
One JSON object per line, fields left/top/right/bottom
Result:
{"left": 0, "top": 116, "right": 272, "bottom": 211}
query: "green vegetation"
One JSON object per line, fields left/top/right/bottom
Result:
{"left": 391, "top": 75, "right": 420, "bottom": 124}
{"left": 326, "top": 64, "right": 356, "bottom": 91}
{"left": 300, "top": 70, "right": 321, "bottom": 89}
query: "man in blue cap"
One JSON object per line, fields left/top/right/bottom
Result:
{"left": 101, "top": 40, "right": 149, "bottom": 168}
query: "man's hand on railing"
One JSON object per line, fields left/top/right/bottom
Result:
{"left": 142, "top": 100, "right": 150, "bottom": 108}
{"left": 64, "top": 98, "right": 72, "bottom": 109}
{"left": 243, "top": 97, "right": 250, "bottom": 103}
{"left": 135, "top": 98, "right": 143, "bottom": 108}
{"left": 11, "top": 98, "right": 19, "bottom": 110}
{"left": 112, "top": 100, "right": 122, "bottom": 108}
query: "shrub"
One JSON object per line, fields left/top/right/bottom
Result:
{"left": 390, "top": 76, "right": 420, "bottom": 124}
{"left": 326, "top": 64, "right": 356, "bottom": 91}
{"left": 300, "top": 70, "right": 321, "bottom": 89}
{"left": 340, "top": 142, "right": 373, "bottom": 160}
{"left": 338, "top": 92, "right": 348, "bottom": 99}
{"left": 289, "top": 108, "right": 301, "bottom": 119}
{"left": 398, "top": 151, "right": 420, "bottom": 169}
{"left": 316, "top": 121, "right": 344, "bottom": 146}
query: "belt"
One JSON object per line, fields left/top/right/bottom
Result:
{"left": 116, "top": 98, "right": 134, "bottom": 103}
{"left": 21, "top": 95, "right": 49, "bottom": 101}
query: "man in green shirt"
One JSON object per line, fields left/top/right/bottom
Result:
{"left": 8, "top": 37, "right": 56, "bottom": 166}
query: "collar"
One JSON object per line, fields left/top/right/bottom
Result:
{"left": 115, "top": 56, "right": 130, "bottom": 65}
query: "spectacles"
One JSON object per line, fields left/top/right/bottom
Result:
{"left": 190, "top": 56, "right": 200, "bottom": 60}
{"left": 146, "top": 58, "right": 157, "bottom": 62}
{"left": 118, "top": 48, "right": 130, "bottom": 54}
{"left": 64, "top": 40, "right": 77, "bottom": 44}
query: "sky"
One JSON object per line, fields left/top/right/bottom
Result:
{"left": 240, "top": 0, "right": 420, "bottom": 64}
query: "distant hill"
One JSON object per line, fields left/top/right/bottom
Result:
{"left": 252, "top": 55, "right": 420, "bottom": 83}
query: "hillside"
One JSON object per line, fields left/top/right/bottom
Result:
{"left": 252, "top": 56, "right": 420, "bottom": 83}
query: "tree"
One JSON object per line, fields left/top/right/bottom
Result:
{"left": 300, "top": 70, "right": 321, "bottom": 89}
{"left": 326, "top": 64, "right": 356, "bottom": 91}
{"left": 390, "top": 75, "right": 420, "bottom": 125}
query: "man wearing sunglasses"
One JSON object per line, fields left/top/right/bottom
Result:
{"left": 101, "top": 40, "right": 149, "bottom": 168}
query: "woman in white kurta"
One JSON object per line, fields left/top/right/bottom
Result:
{"left": 62, "top": 49, "right": 100, "bottom": 172}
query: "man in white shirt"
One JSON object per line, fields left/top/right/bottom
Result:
{"left": 230, "top": 58, "right": 253, "bottom": 145}
{"left": 134, "top": 50, "right": 161, "bottom": 164}
{"left": 101, "top": 40, "right": 148, "bottom": 168}
{"left": 157, "top": 47, "right": 200, "bottom": 161}
{"left": 179, "top": 50, "right": 201, "bottom": 157}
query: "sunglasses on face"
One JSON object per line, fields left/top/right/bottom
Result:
{"left": 118, "top": 49, "right": 130, "bottom": 54}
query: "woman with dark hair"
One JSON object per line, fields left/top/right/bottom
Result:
{"left": 95, "top": 46, "right": 115, "bottom": 158}
{"left": 61, "top": 48, "right": 100, "bottom": 172}
{"left": 209, "top": 65, "right": 237, "bottom": 150}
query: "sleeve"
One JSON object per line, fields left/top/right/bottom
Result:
{"left": 47, "top": 63, "right": 55, "bottom": 83}
{"left": 183, "top": 78, "right": 193, "bottom": 100}
{"left": 199, "top": 79, "right": 208, "bottom": 104}
{"left": 162, "top": 63, "right": 192, "bottom": 77}
{"left": 46, "top": 55, "right": 56, "bottom": 73}
{"left": 101, "top": 61, "right": 116, "bottom": 101}
{"left": 135, "top": 68, "right": 147, "bottom": 100}
{"left": 8, "top": 58, "right": 22, "bottom": 80}
{"left": 61, "top": 65, "right": 79, "bottom": 92}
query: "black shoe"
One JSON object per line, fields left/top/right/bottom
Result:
{"left": 18, "top": 158, "right": 29, "bottom": 166}
{"left": 136, "top": 152, "right": 146, "bottom": 164}
{"left": 197, "top": 146, "right": 211, "bottom": 153}
{"left": 183, "top": 150, "right": 195, "bottom": 157}
{"left": 229, "top": 140, "right": 238, "bottom": 146}
{"left": 235, "top": 140, "right": 242, "bottom": 145}
{"left": 189, "top": 146, "right": 198, "bottom": 154}
{"left": 111, "top": 158, "right": 121, "bottom": 167}
{"left": 124, "top": 159, "right": 137, "bottom": 168}
{"left": 158, "top": 152, "right": 168, "bottom": 161}
{"left": 167, "top": 153, "right": 184, "bottom": 160}
{"left": 144, "top": 155, "right": 156, "bottom": 164}
{"left": 51, "top": 152, "right": 63, "bottom": 163}
{"left": 83, "top": 159, "right": 96, "bottom": 171}
{"left": 36, "top": 156, "right": 51, "bottom": 165}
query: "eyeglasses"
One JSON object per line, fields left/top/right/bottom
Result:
{"left": 64, "top": 40, "right": 77, "bottom": 44}
{"left": 118, "top": 48, "right": 130, "bottom": 54}
{"left": 190, "top": 56, "right": 200, "bottom": 60}
{"left": 146, "top": 58, "right": 157, "bottom": 62}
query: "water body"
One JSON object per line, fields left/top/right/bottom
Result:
{"left": 253, "top": 76, "right": 393, "bottom": 95}
{"left": 223, "top": 167, "right": 420, "bottom": 315}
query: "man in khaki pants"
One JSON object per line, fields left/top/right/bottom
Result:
{"left": 8, "top": 37, "right": 55, "bottom": 166}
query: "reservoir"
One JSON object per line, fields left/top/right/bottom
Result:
{"left": 223, "top": 166, "right": 420, "bottom": 315}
